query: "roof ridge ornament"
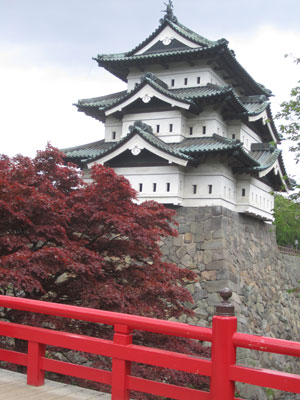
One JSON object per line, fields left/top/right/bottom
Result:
{"left": 160, "top": 0, "right": 178, "bottom": 23}
{"left": 129, "top": 120, "right": 154, "bottom": 134}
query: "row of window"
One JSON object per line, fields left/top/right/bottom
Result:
{"left": 155, "top": 125, "right": 207, "bottom": 135}
{"left": 112, "top": 130, "right": 257, "bottom": 144}
{"left": 111, "top": 125, "right": 208, "bottom": 139}
{"left": 193, "top": 184, "right": 213, "bottom": 194}
{"left": 138, "top": 183, "right": 213, "bottom": 194}
{"left": 138, "top": 184, "right": 272, "bottom": 208}
{"left": 230, "top": 187, "right": 272, "bottom": 210}
{"left": 170, "top": 76, "right": 201, "bottom": 87}
{"left": 139, "top": 182, "right": 171, "bottom": 192}
{"left": 251, "top": 193, "right": 272, "bottom": 209}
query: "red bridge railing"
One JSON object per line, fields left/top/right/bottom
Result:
{"left": 0, "top": 290, "right": 299, "bottom": 399}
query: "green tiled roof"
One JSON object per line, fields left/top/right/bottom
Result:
{"left": 63, "top": 125, "right": 255, "bottom": 169}
{"left": 76, "top": 81, "right": 229, "bottom": 110}
{"left": 93, "top": 14, "right": 271, "bottom": 97}
{"left": 62, "top": 121, "right": 286, "bottom": 185}
{"left": 125, "top": 16, "right": 219, "bottom": 57}
{"left": 75, "top": 73, "right": 269, "bottom": 121}
{"left": 96, "top": 45, "right": 221, "bottom": 67}
{"left": 167, "top": 18, "right": 220, "bottom": 48}
{"left": 126, "top": 121, "right": 193, "bottom": 161}
{"left": 243, "top": 102, "right": 269, "bottom": 115}
{"left": 239, "top": 95, "right": 269, "bottom": 115}
{"left": 170, "top": 135, "right": 242, "bottom": 154}
{"left": 77, "top": 90, "right": 127, "bottom": 108}
{"left": 249, "top": 148, "right": 281, "bottom": 171}
{"left": 103, "top": 73, "right": 195, "bottom": 113}
{"left": 61, "top": 140, "right": 114, "bottom": 162}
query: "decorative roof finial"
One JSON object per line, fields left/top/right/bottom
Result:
{"left": 161, "top": 0, "right": 178, "bottom": 23}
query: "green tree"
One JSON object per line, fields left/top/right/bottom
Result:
{"left": 273, "top": 194, "right": 300, "bottom": 247}
{"left": 276, "top": 56, "right": 300, "bottom": 165}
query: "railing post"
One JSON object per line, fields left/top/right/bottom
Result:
{"left": 111, "top": 324, "right": 132, "bottom": 400}
{"left": 27, "top": 341, "right": 46, "bottom": 386}
{"left": 210, "top": 288, "right": 237, "bottom": 400}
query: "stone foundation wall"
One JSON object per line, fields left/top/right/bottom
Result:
{"left": 160, "top": 206, "right": 300, "bottom": 399}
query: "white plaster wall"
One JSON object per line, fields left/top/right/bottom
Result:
{"left": 236, "top": 175, "right": 274, "bottom": 216}
{"left": 227, "top": 121, "right": 241, "bottom": 141}
{"left": 121, "top": 111, "right": 186, "bottom": 142}
{"left": 227, "top": 121, "right": 262, "bottom": 148}
{"left": 240, "top": 123, "right": 262, "bottom": 150}
{"left": 186, "top": 108, "right": 227, "bottom": 137}
{"left": 183, "top": 161, "right": 236, "bottom": 206}
{"left": 105, "top": 105, "right": 228, "bottom": 142}
{"left": 114, "top": 165, "right": 184, "bottom": 205}
{"left": 103, "top": 160, "right": 273, "bottom": 220}
{"left": 127, "top": 62, "right": 226, "bottom": 91}
{"left": 104, "top": 117, "right": 122, "bottom": 142}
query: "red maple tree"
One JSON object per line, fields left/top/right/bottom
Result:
{"left": 0, "top": 145, "right": 209, "bottom": 397}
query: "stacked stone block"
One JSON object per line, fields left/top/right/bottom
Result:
{"left": 160, "top": 206, "right": 300, "bottom": 398}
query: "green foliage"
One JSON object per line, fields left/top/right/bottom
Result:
{"left": 265, "top": 387, "right": 276, "bottom": 400}
{"left": 276, "top": 55, "right": 300, "bottom": 200}
{"left": 276, "top": 56, "right": 300, "bottom": 161}
{"left": 287, "top": 280, "right": 300, "bottom": 295}
{"left": 273, "top": 194, "right": 300, "bottom": 247}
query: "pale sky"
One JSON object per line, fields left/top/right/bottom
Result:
{"left": 0, "top": 0, "right": 299, "bottom": 182}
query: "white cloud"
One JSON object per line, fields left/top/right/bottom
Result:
{"left": 0, "top": 46, "right": 125, "bottom": 157}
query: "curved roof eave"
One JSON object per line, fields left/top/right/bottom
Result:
{"left": 94, "top": 44, "right": 272, "bottom": 97}
{"left": 104, "top": 75, "right": 194, "bottom": 116}
{"left": 248, "top": 105, "right": 281, "bottom": 143}
{"left": 86, "top": 122, "right": 193, "bottom": 167}
{"left": 256, "top": 150, "right": 290, "bottom": 190}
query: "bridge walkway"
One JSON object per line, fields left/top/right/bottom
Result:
{"left": 0, "top": 369, "right": 111, "bottom": 400}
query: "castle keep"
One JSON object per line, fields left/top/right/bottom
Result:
{"left": 63, "top": 3, "right": 289, "bottom": 222}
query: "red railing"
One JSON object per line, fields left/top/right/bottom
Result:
{"left": 0, "top": 293, "right": 300, "bottom": 399}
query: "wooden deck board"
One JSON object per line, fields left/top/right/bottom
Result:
{"left": 0, "top": 369, "right": 111, "bottom": 399}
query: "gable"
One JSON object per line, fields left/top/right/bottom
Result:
{"left": 143, "top": 38, "right": 191, "bottom": 54}
{"left": 134, "top": 25, "right": 200, "bottom": 55}
{"left": 105, "top": 83, "right": 191, "bottom": 116}
{"left": 87, "top": 128, "right": 190, "bottom": 168}
{"left": 105, "top": 148, "right": 171, "bottom": 168}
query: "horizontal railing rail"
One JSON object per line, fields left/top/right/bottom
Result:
{"left": 278, "top": 245, "right": 300, "bottom": 257}
{"left": 0, "top": 295, "right": 212, "bottom": 341}
{"left": 0, "top": 291, "right": 299, "bottom": 399}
